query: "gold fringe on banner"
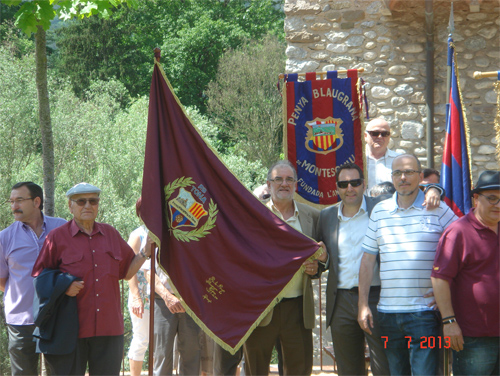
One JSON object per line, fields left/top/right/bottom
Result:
{"left": 149, "top": 59, "right": 322, "bottom": 355}
{"left": 494, "top": 81, "right": 500, "bottom": 162}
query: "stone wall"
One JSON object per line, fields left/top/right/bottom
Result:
{"left": 285, "top": 0, "right": 499, "bottom": 367}
{"left": 284, "top": 0, "right": 500, "bottom": 179}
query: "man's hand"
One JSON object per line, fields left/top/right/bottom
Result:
{"left": 444, "top": 322, "right": 464, "bottom": 351}
{"left": 317, "top": 241, "right": 327, "bottom": 263}
{"left": 423, "top": 290, "right": 437, "bottom": 310}
{"left": 165, "top": 294, "right": 185, "bottom": 314}
{"left": 66, "top": 280, "right": 84, "bottom": 296}
{"left": 131, "top": 297, "right": 144, "bottom": 319}
{"left": 358, "top": 305, "right": 374, "bottom": 335}
{"left": 422, "top": 187, "right": 441, "bottom": 210}
{"left": 303, "top": 260, "right": 318, "bottom": 275}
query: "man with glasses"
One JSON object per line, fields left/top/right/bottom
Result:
{"left": 358, "top": 154, "right": 457, "bottom": 375}
{"left": 316, "top": 163, "right": 390, "bottom": 376}
{"left": 243, "top": 160, "right": 323, "bottom": 376}
{"left": 431, "top": 170, "right": 500, "bottom": 376}
{"left": 364, "top": 118, "right": 401, "bottom": 194}
{"left": 0, "top": 182, "right": 66, "bottom": 375}
{"left": 32, "top": 182, "right": 151, "bottom": 376}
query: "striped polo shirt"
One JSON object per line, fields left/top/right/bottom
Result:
{"left": 362, "top": 190, "right": 457, "bottom": 313}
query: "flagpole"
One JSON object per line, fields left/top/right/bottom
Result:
{"left": 473, "top": 71, "right": 500, "bottom": 79}
{"left": 147, "top": 48, "right": 162, "bottom": 376}
{"left": 278, "top": 68, "right": 364, "bottom": 80}
{"left": 425, "top": 0, "right": 435, "bottom": 168}
{"left": 446, "top": 3, "right": 455, "bottom": 103}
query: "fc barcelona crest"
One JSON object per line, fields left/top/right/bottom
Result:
{"left": 304, "top": 117, "right": 344, "bottom": 155}
{"left": 164, "top": 177, "right": 218, "bottom": 242}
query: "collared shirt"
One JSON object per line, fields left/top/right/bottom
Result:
{"left": 366, "top": 148, "right": 400, "bottom": 194}
{"left": 32, "top": 220, "right": 135, "bottom": 338}
{"left": 337, "top": 197, "right": 380, "bottom": 289}
{"left": 268, "top": 199, "right": 304, "bottom": 298}
{"left": 362, "top": 190, "right": 457, "bottom": 312}
{"left": 0, "top": 215, "right": 66, "bottom": 325}
{"left": 432, "top": 210, "right": 499, "bottom": 337}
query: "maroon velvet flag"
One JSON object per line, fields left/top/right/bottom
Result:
{"left": 141, "top": 61, "right": 320, "bottom": 353}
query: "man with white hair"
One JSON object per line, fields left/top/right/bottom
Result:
{"left": 33, "top": 183, "right": 151, "bottom": 376}
{"left": 364, "top": 118, "right": 400, "bottom": 194}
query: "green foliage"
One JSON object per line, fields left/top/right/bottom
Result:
{"left": 49, "top": 0, "right": 284, "bottom": 109}
{"left": 0, "top": 0, "right": 139, "bottom": 34}
{"left": 207, "top": 35, "right": 285, "bottom": 170}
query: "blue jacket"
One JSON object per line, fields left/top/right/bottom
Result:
{"left": 33, "top": 269, "right": 79, "bottom": 354}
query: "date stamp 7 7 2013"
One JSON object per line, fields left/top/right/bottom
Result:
{"left": 381, "top": 336, "right": 451, "bottom": 349}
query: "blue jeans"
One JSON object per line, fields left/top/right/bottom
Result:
{"left": 453, "top": 336, "right": 499, "bottom": 376}
{"left": 378, "top": 311, "right": 440, "bottom": 376}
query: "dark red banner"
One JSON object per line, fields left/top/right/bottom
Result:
{"left": 141, "top": 62, "right": 320, "bottom": 353}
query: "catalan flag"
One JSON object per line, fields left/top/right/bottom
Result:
{"left": 441, "top": 35, "right": 472, "bottom": 217}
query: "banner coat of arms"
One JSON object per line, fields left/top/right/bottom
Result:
{"left": 284, "top": 70, "right": 365, "bottom": 205}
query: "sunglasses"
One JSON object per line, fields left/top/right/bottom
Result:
{"left": 71, "top": 198, "right": 100, "bottom": 206}
{"left": 337, "top": 179, "right": 363, "bottom": 189}
{"left": 367, "top": 130, "right": 390, "bottom": 138}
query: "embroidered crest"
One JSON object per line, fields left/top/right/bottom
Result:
{"left": 304, "top": 117, "right": 344, "bottom": 155}
{"left": 164, "top": 177, "right": 218, "bottom": 242}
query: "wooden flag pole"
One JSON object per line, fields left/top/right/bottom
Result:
{"left": 473, "top": 71, "right": 500, "bottom": 79}
{"left": 148, "top": 242, "right": 156, "bottom": 376}
{"left": 278, "top": 67, "right": 364, "bottom": 80}
{"left": 148, "top": 47, "right": 161, "bottom": 376}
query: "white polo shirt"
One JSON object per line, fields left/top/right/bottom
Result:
{"left": 362, "top": 190, "right": 457, "bottom": 312}
{"left": 366, "top": 148, "right": 400, "bottom": 194}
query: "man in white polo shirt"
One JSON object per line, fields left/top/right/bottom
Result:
{"left": 357, "top": 154, "right": 457, "bottom": 376}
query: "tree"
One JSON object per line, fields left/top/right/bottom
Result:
{"left": 207, "top": 35, "right": 286, "bottom": 169}
{"left": 50, "top": 0, "right": 284, "bottom": 111}
{"left": 0, "top": 0, "right": 138, "bottom": 215}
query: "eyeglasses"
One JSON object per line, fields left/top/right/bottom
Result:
{"left": 71, "top": 198, "right": 100, "bottom": 206}
{"left": 337, "top": 179, "right": 363, "bottom": 189}
{"left": 478, "top": 193, "right": 500, "bottom": 206}
{"left": 269, "top": 177, "right": 296, "bottom": 185}
{"left": 392, "top": 169, "right": 421, "bottom": 178}
{"left": 367, "top": 130, "right": 390, "bottom": 138}
{"left": 5, "top": 197, "right": 34, "bottom": 205}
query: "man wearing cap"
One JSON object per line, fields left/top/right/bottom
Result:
{"left": 32, "top": 183, "right": 152, "bottom": 375}
{"left": 0, "top": 182, "right": 66, "bottom": 375}
{"left": 431, "top": 170, "right": 500, "bottom": 376}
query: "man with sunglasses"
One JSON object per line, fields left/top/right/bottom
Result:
{"left": 0, "top": 182, "right": 66, "bottom": 375}
{"left": 32, "top": 182, "right": 152, "bottom": 375}
{"left": 364, "top": 118, "right": 401, "bottom": 195}
{"left": 316, "top": 163, "right": 390, "bottom": 375}
{"left": 431, "top": 170, "right": 500, "bottom": 376}
{"left": 358, "top": 154, "right": 457, "bottom": 376}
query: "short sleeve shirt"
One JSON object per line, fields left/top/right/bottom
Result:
{"left": 362, "top": 190, "right": 457, "bottom": 312}
{"left": 0, "top": 215, "right": 66, "bottom": 325}
{"left": 431, "top": 210, "right": 499, "bottom": 337}
{"left": 32, "top": 220, "right": 135, "bottom": 338}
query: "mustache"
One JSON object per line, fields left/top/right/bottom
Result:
{"left": 12, "top": 210, "right": 23, "bottom": 214}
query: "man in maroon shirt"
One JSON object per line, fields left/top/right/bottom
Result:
{"left": 431, "top": 170, "right": 500, "bottom": 376}
{"left": 33, "top": 183, "right": 152, "bottom": 376}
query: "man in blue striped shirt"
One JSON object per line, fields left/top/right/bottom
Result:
{"left": 357, "top": 154, "right": 457, "bottom": 376}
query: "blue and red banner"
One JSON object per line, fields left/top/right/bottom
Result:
{"left": 141, "top": 59, "right": 320, "bottom": 353}
{"left": 441, "top": 36, "right": 472, "bottom": 217}
{"left": 284, "top": 71, "right": 364, "bottom": 205}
